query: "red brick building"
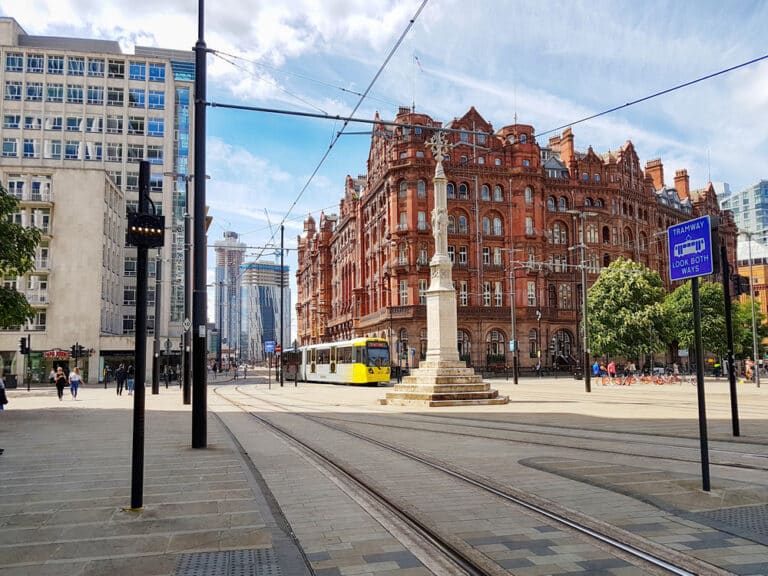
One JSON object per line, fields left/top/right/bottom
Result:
{"left": 296, "top": 107, "right": 737, "bottom": 371}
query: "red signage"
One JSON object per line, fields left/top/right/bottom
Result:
{"left": 275, "top": 345, "right": 282, "bottom": 354}
{"left": 44, "top": 350, "right": 69, "bottom": 359}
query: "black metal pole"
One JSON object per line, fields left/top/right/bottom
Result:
{"left": 152, "top": 258, "right": 161, "bottom": 394}
{"left": 192, "top": 0, "right": 208, "bottom": 449}
{"left": 182, "top": 179, "right": 191, "bottom": 404}
{"left": 692, "top": 277, "right": 711, "bottom": 491}
{"left": 280, "top": 224, "right": 284, "bottom": 387}
{"left": 130, "top": 160, "right": 150, "bottom": 509}
{"left": 26, "top": 334, "right": 30, "bottom": 391}
{"left": 720, "top": 244, "right": 740, "bottom": 436}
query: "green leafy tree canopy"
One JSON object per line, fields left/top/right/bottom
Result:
{"left": 0, "top": 184, "right": 41, "bottom": 327}
{"left": 661, "top": 280, "right": 726, "bottom": 357}
{"left": 588, "top": 257, "right": 666, "bottom": 359}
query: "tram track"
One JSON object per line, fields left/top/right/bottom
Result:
{"left": 214, "top": 385, "right": 734, "bottom": 576}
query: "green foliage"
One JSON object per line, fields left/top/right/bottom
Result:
{"left": 587, "top": 258, "right": 666, "bottom": 359}
{"left": 0, "top": 184, "right": 41, "bottom": 328}
{"left": 661, "top": 280, "right": 726, "bottom": 356}
{"left": 731, "top": 298, "right": 768, "bottom": 359}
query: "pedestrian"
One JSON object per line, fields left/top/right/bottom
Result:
{"left": 69, "top": 367, "right": 82, "bottom": 399}
{"left": 0, "top": 373, "right": 8, "bottom": 412}
{"left": 535, "top": 359, "right": 542, "bottom": 377}
{"left": 592, "top": 360, "right": 600, "bottom": 377}
{"left": 126, "top": 365, "right": 135, "bottom": 395}
{"left": 115, "top": 364, "right": 126, "bottom": 395}
{"left": 243, "top": 365, "right": 248, "bottom": 379}
{"left": 607, "top": 360, "right": 616, "bottom": 379}
{"left": 212, "top": 362, "right": 218, "bottom": 380}
{"left": 54, "top": 366, "right": 67, "bottom": 401}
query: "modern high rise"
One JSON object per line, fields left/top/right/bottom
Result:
{"left": 720, "top": 180, "right": 768, "bottom": 243}
{"left": 240, "top": 261, "right": 291, "bottom": 362}
{"left": 0, "top": 17, "right": 194, "bottom": 384}
{"left": 214, "top": 231, "right": 246, "bottom": 362}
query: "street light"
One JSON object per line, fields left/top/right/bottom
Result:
{"left": 567, "top": 209, "right": 597, "bottom": 393}
{"left": 739, "top": 230, "right": 761, "bottom": 387}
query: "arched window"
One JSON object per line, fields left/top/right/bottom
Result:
{"left": 624, "top": 228, "right": 634, "bottom": 249}
{"left": 558, "top": 197, "right": 568, "bottom": 211}
{"left": 399, "top": 181, "right": 407, "bottom": 198}
{"left": 482, "top": 217, "right": 491, "bottom": 235}
{"left": 582, "top": 172, "right": 588, "bottom": 181}
{"left": 486, "top": 329, "right": 505, "bottom": 358}
{"left": 481, "top": 184, "right": 490, "bottom": 200}
{"left": 457, "top": 330, "right": 471, "bottom": 361}
{"left": 458, "top": 215, "right": 469, "bottom": 234}
{"left": 447, "top": 183, "right": 455, "bottom": 198}
{"left": 459, "top": 183, "right": 469, "bottom": 199}
{"left": 558, "top": 284, "right": 572, "bottom": 309}
{"left": 547, "top": 196, "right": 556, "bottom": 211}
{"left": 594, "top": 198, "right": 603, "bottom": 208}
{"left": 493, "top": 217, "right": 503, "bottom": 236}
{"left": 447, "top": 215, "right": 456, "bottom": 234}
{"left": 602, "top": 226, "right": 610, "bottom": 244}
{"left": 584, "top": 198, "right": 592, "bottom": 206}
{"left": 603, "top": 253, "right": 611, "bottom": 267}
{"left": 594, "top": 173, "right": 600, "bottom": 182}
{"left": 524, "top": 186, "right": 533, "bottom": 204}
{"left": 417, "top": 179, "right": 426, "bottom": 197}
{"left": 493, "top": 185, "right": 503, "bottom": 201}
{"left": 525, "top": 216, "right": 534, "bottom": 235}
{"left": 520, "top": 133, "right": 527, "bottom": 143}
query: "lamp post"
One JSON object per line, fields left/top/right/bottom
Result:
{"left": 567, "top": 209, "right": 597, "bottom": 393}
{"left": 740, "top": 230, "right": 761, "bottom": 387}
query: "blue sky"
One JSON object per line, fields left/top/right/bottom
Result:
{"left": 4, "top": 1, "right": 768, "bottom": 331}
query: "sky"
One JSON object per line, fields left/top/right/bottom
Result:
{"left": 3, "top": 0, "right": 768, "bottom": 333}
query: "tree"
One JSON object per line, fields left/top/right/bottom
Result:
{"left": 662, "top": 280, "right": 726, "bottom": 357}
{"left": 588, "top": 258, "right": 666, "bottom": 360}
{"left": 731, "top": 297, "right": 768, "bottom": 360}
{"left": 0, "top": 184, "right": 41, "bottom": 328}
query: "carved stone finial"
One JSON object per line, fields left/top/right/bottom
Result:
{"left": 425, "top": 131, "right": 451, "bottom": 163}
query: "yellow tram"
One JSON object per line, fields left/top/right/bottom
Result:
{"left": 283, "top": 337, "right": 391, "bottom": 385}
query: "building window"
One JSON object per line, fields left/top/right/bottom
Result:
{"left": 417, "top": 179, "right": 426, "bottom": 198}
{"left": 558, "top": 284, "right": 572, "bottom": 309}
{"left": 398, "top": 243, "right": 407, "bottom": 265}
{"left": 26, "top": 82, "right": 43, "bottom": 101}
{"left": 84, "top": 141, "right": 102, "bottom": 161}
{"left": 482, "top": 247, "right": 490, "bottom": 265}
{"left": 128, "top": 116, "right": 145, "bottom": 135}
{"left": 23, "top": 139, "right": 39, "bottom": 158}
{"left": 147, "top": 117, "right": 164, "bottom": 136}
{"left": 547, "top": 196, "right": 556, "bottom": 211}
{"left": 2, "top": 138, "right": 18, "bottom": 157}
{"left": 482, "top": 217, "right": 490, "bottom": 236}
{"left": 124, "top": 257, "right": 137, "bottom": 276}
{"left": 129, "top": 61, "right": 146, "bottom": 80}
{"left": 68, "top": 56, "right": 85, "bottom": 75}
{"left": 419, "top": 279, "right": 427, "bottom": 305}
{"left": 106, "top": 143, "right": 122, "bottom": 162}
{"left": 44, "top": 140, "right": 62, "bottom": 159}
{"left": 107, "top": 87, "right": 124, "bottom": 106}
{"left": 122, "top": 315, "right": 135, "bottom": 334}
{"left": 5, "top": 53, "right": 23, "bottom": 72}
{"left": 417, "top": 211, "right": 427, "bottom": 230}
{"left": 494, "top": 185, "right": 503, "bottom": 201}
{"left": 399, "top": 180, "right": 408, "bottom": 198}
{"left": 3, "top": 114, "right": 20, "bottom": 128}
{"left": 108, "top": 59, "right": 125, "bottom": 78}
{"left": 148, "top": 90, "right": 165, "bottom": 109}
{"left": 87, "top": 85, "right": 104, "bottom": 104}
{"left": 418, "top": 245, "right": 428, "bottom": 265}
{"left": 87, "top": 58, "right": 104, "bottom": 76}
{"left": 448, "top": 245, "right": 455, "bottom": 264}
{"left": 459, "top": 281, "right": 468, "bottom": 306}
{"left": 149, "top": 63, "right": 166, "bottom": 82}
{"left": 447, "top": 183, "right": 455, "bottom": 198}
{"left": 459, "top": 183, "right": 468, "bottom": 199}
{"left": 527, "top": 281, "right": 536, "bottom": 306}
{"left": 399, "top": 280, "right": 408, "bottom": 305}
{"left": 66, "top": 116, "right": 82, "bottom": 131}
{"left": 25, "top": 116, "right": 41, "bottom": 130}
{"left": 494, "top": 281, "right": 502, "bottom": 306}
{"left": 128, "top": 88, "right": 145, "bottom": 108}
{"left": 65, "top": 140, "right": 80, "bottom": 159}
{"left": 458, "top": 216, "right": 468, "bottom": 234}
{"left": 66, "top": 84, "right": 83, "bottom": 104}
{"left": 486, "top": 329, "right": 504, "bottom": 356}
{"left": 123, "top": 288, "right": 136, "bottom": 305}
{"left": 529, "top": 329, "right": 537, "bottom": 358}
{"left": 106, "top": 115, "right": 123, "bottom": 133}
{"left": 493, "top": 217, "right": 503, "bottom": 236}
{"left": 483, "top": 282, "right": 491, "bottom": 306}
{"left": 47, "top": 55, "right": 64, "bottom": 74}
{"left": 447, "top": 215, "right": 456, "bottom": 234}
{"left": 525, "top": 217, "right": 534, "bottom": 235}
{"left": 27, "top": 54, "right": 44, "bottom": 73}
{"left": 493, "top": 247, "right": 502, "bottom": 266}
{"left": 459, "top": 246, "right": 467, "bottom": 264}
{"left": 5, "top": 81, "right": 22, "bottom": 100}
{"left": 127, "top": 144, "right": 143, "bottom": 162}
{"left": 558, "top": 197, "right": 567, "bottom": 211}
{"left": 481, "top": 184, "right": 490, "bottom": 200}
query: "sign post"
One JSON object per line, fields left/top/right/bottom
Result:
{"left": 667, "top": 215, "right": 714, "bottom": 491}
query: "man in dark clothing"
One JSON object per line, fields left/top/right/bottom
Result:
{"left": 115, "top": 364, "right": 126, "bottom": 395}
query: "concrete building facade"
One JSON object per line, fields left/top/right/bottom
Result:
{"left": 296, "top": 107, "right": 737, "bottom": 372}
{"left": 240, "top": 261, "right": 291, "bottom": 362}
{"left": 0, "top": 17, "right": 194, "bottom": 384}
{"left": 213, "top": 231, "right": 246, "bottom": 363}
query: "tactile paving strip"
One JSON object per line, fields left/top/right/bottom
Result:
{"left": 174, "top": 548, "right": 282, "bottom": 576}
{"left": 690, "top": 504, "right": 768, "bottom": 544}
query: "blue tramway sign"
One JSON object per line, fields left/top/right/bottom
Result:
{"left": 264, "top": 341, "right": 275, "bottom": 354}
{"left": 668, "top": 215, "right": 714, "bottom": 281}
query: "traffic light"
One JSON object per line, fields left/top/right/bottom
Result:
{"left": 734, "top": 275, "right": 750, "bottom": 296}
{"left": 126, "top": 212, "right": 165, "bottom": 248}
{"left": 19, "top": 337, "right": 27, "bottom": 354}
{"left": 70, "top": 344, "right": 78, "bottom": 358}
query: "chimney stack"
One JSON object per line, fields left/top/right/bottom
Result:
{"left": 674, "top": 169, "right": 690, "bottom": 200}
{"left": 645, "top": 159, "right": 664, "bottom": 190}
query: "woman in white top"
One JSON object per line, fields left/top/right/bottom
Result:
{"left": 69, "top": 367, "right": 82, "bottom": 400}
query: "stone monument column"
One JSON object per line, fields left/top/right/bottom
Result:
{"left": 382, "top": 130, "right": 507, "bottom": 406}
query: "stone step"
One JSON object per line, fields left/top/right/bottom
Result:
{"left": 384, "top": 390, "right": 503, "bottom": 402}
{"left": 391, "top": 383, "right": 492, "bottom": 393}
{"left": 382, "top": 395, "right": 510, "bottom": 407}
{"left": 401, "top": 375, "right": 484, "bottom": 385}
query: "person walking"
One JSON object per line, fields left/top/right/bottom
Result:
{"left": 115, "top": 364, "right": 126, "bottom": 395}
{"left": 592, "top": 360, "right": 600, "bottom": 377}
{"left": 0, "top": 374, "right": 8, "bottom": 412}
{"left": 69, "top": 367, "right": 82, "bottom": 399}
{"left": 54, "top": 367, "right": 67, "bottom": 401}
{"left": 126, "top": 365, "right": 135, "bottom": 395}
{"left": 607, "top": 360, "right": 616, "bottom": 380}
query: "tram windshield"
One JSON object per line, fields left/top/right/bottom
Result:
{"left": 364, "top": 341, "right": 390, "bottom": 367}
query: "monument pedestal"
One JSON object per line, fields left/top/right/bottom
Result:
{"left": 382, "top": 360, "right": 508, "bottom": 407}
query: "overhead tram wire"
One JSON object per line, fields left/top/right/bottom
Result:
{"left": 539, "top": 51, "right": 768, "bottom": 138}
{"left": 212, "top": 0, "right": 430, "bottom": 266}
{"left": 211, "top": 48, "right": 400, "bottom": 109}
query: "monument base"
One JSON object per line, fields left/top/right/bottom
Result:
{"left": 382, "top": 360, "right": 509, "bottom": 407}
